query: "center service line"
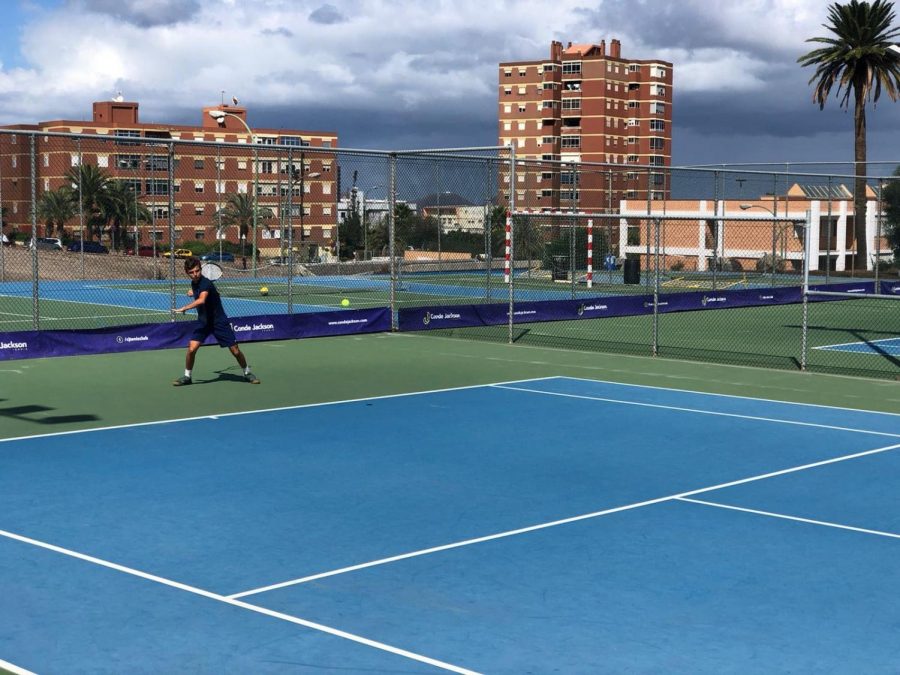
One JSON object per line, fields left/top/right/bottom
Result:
{"left": 228, "top": 441, "right": 900, "bottom": 599}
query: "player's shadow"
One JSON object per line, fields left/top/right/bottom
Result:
{"left": 0, "top": 403, "right": 99, "bottom": 425}
{"left": 193, "top": 369, "right": 252, "bottom": 385}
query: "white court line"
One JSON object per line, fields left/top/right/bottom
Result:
{"left": 491, "top": 384, "right": 900, "bottom": 438}
{"left": 548, "top": 375, "right": 900, "bottom": 419}
{"left": 0, "top": 528, "right": 479, "bottom": 675}
{"left": 228, "top": 441, "right": 900, "bottom": 599}
{"left": 812, "top": 336, "right": 900, "bottom": 350}
{"left": 0, "top": 658, "right": 37, "bottom": 675}
{"left": 678, "top": 497, "right": 900, "bottom": 540}
{"left": 0, "top": 312, "right": 168, "bottom": 325}
{"left": 0, "top": 376, "right": 558, "bottom": 444}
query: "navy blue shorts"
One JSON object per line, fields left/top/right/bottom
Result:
{"left": 190, "top": 321, "right": 237, "bottom": 348}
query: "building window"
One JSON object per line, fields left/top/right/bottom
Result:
{"left": 518, "top": 85, "right": 527, "bottom": 94}
{"left": 152, "top": 207, "right": 169, "bottom": 219}
{"left": 144, "top": 155, "right": 169, "bottom": 171}
{"left": 116, "top": 154, "right": 139, "bottom": 170}
{"left": 650, "top": 119, "right": 665, "bottom": 131}
{"left": 627, "top": 155, "right": 638, "bottom": 163}
{"left": 517, "top": 121, "right": 526, "bottom": 130}
{"left": 563, "top": 81, "right": 581, "bottom": 91}
{"left": 260, "top": 161, "right": 275, "bottom": 174}
{"left": 195, "top": 206, "right": 204, "bottom": 215}
{"left": 518, "top": 68, "right": 527, "bottom": 76}
{"left": 649, "top": 156, "right": 666, "bottom": 166}
{"left": 627, "top": 137, "right": 636, "bottom": 145}
{"left": 541, "top": 172, "right": 553, "bottom": 180}
{"left": 650, "top": 138, "right": 665, "bottom": 150}
{"left": 280, "top": 136, "right": 301, "bottom": 146}
{"left": 561, "top": 137, "right": 580, "bottom": 148}
{"left": 504, "top": 69, "right": 512, "bottom": 77}
{"left": 145, "top": 179, "right": 168, "bottom": 195}
{"left": 503, "top": 122, "right": 511, "bottom": 131}
{"left": 518, "top": 104, "right": 527, "bottom": 112}
{"left": 562, "top": 62, "right": 581, "bottom": 74}
{"left": 541, "top": 190, "right": 553, "bottom": 198}
{"left": 42, "top": 154, "right": 49, "bottom": 167}
{"left": 561, "top": 98, "right": 581, "bottom": 110}
{"left": 194, "top": 159, "right": 204, "bottom": 169}
{"left": 651, "top": 102, "right": 666, "bottom": 114}
{"left": 237, "top": 160, "right": 247, "bottom": 170}
{"left": 114, "top": 130, "right": 141, "bottom": 146}
{"left": 194, "top": 182, "right": 204, "bottom": 193}
{"left": 629, "top": 64, "right": 639, "bottom": 72}
{"left": 98, "top": 156, "right": 110, "bottom": 169}
{"left": 503, "top": 104, "right": 512, "bottom": 114}
{"left": 504, "top": 87, "right": 512, "bottom": 95}
{"left": 255, "top": 136, "right": 277, "bottom": 145}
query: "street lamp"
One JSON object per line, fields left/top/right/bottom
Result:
{"left": 740, "top": 203, "right": 795, "bottom": 282}
{"left": 208, "top": 109, "right": 259, "bottom": 276}
{"left": 362, "top": 185, "right": 382, "bottom": 260}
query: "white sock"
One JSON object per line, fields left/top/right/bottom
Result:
{"left": 243, "top": 366, "right": 251, "bottom": 374}
{"left": 185, "top": 369, "right": 192, "bottom": 378}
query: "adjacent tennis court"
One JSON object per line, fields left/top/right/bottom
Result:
{"left": 2, "top": 371, "right": 898, "bottom": 673}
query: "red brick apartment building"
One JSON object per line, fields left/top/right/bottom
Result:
{"left": 499, "top": 39, "right": 673, "bottom": 211}
{"left": 0, "top": 100, "right": 338, "bottom": 257}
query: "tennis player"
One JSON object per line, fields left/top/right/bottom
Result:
{"left": 172, "top": 257, "right": 260, "bottom": 386}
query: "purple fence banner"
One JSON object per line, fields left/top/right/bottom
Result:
{"left": 398, "top": 282, "right": 882, "bottom": 333}
{"left": 0, "top": 308, "right": 390, "bottom": 361}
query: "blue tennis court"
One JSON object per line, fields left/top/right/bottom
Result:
{"left": 1, "top": 377, "right": 898, "bottom": 673}
{"left": 815, "top": 336, "right": 900, "bottom": 356}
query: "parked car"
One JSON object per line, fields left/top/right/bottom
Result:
{"left": 67, "top": 241, "right": 109, "bottom": 254}
{"left": 33, "top": 237, "right": 64, "bottom": 251}
{"left": 126, "top": 245, "right": 157, "bottom": 257}
{"left": 162, "top": 248, "right": 194, "bottom": 259}
{"left": 200, "top": 251, "right": 235, "bottom": 262}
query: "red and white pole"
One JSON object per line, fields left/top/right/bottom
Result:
{"left": 586, "top": 218, "right": 593, "bottom": 289}
{"left": 504, "top": 210, "right": 511, "bottom": 284}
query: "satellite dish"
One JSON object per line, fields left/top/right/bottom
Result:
{"left": 113, "top": 91, "right": 124, "bottom": 102}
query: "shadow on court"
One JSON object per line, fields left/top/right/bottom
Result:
{"left": 0, "top": 403, "right": 99, "bottom": 426}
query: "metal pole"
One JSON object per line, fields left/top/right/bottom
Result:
{"left": 299, "top": 151, "right": 305, "bottom": 265}
{"left": 287, "top": 147, "right": 294, "bottom": 314}
{"left": 825, "top": 175, "right": 832, "bottom": 284}
{"left": 78, "top": 139, "right": 85, "bottom": 279}
{"left": 607, "top": 169, "right": 613, "bottom": 284}
{"left": 252, "top": 142, "right": 259, "bottom": 277}
{"left": 771, "top": 174, "right": 778, "bottom": 285}
{"left": 712, "top": 170, "right": 719, "bottom": 291}
{"left": 389, "top": 152, "right": 398, "bottom": 329}
{"left": 800, "top": 212, "right": 811, "bottom": 370}
{"left": 507, "top": 145, "right": 515, "bottom": 345}
{"left": 217, "top": 144, "right": 223, "bottom": 260}
{"left": 484, "top": 160, "right": 492, "bottom": 302}
{"left": 569, "top": 164, "right": 577, "bottom": 299}
{"left": 168, "top": 142, "right": 176, "bottom": 312}
{"left": 30, "top": 134, "right": 39, "bottom": 330}
{"left": 875, "top": 178, "right": 883, "bottom": 292}
{"left": 362, "top": 188, "right": 367, "bottom": 260}
{"left": 652, "top": 217, "right": 661, "bottom": 357}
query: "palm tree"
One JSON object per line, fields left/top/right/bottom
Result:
{"left": 215, "top": 193, "right": 273, "bottom": 257}
{"left": 798, "top": 0, "right": 900, "bottom": 270}
{"left": 65, "top": 164, "right": 113, "bottom": 241}
{"left": 36, "top": 188, "right": 76, "bottom": 237}
{"left": 103, "top": 180, "right": 151, "bottom": 251}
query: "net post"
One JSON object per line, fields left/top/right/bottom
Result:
{"left": 29, "top": 133, "right": 39, "bottom": 330}
{"left": 389, "top": 152, "right": 398, "bottom": 329}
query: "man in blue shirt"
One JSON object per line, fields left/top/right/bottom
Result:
{"left": 172, "top": 257, "right": 260, "bottom": 386}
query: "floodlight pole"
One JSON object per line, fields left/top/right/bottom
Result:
{"left": 209, "top": 109, "right": 259, "bottom": 276}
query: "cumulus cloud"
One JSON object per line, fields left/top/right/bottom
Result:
{"left": 309, "top": 4, "right": 347, "bottom": 25}
{"left": 70, "top": 0, "right": 202, "bottom": 27}
{"left": 0, "top": 0, "right": 898, "bottom": 163}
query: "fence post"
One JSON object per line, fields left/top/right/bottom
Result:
{"left": 30, "top": 133, "right": 39, "bottom": 330}
{"left": 168, "top": 141, "right": 177, "bottom": 314}
{"left": 389, "top": 152, "right": 398, "bottom": 330}
{"left": 652, "top": 217, "right": 660, "bottom": 357}
{"left": 800, "top": 212, "right": 811, "bottom": 371}
{"left": 508, "top": 145, "right": 515, "bottom": 345}
{"left": 287, "top": 146, "right": 294, "bottom": 314}
{"left": 0, "top": 133, "right": 5, "bottom": 283}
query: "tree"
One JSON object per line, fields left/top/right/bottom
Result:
{"left": 215, "top": 193, "right": 273, "bottom": 257}
{"left": 36, "top": 188, "right": 76, "bottom": 237}
{"left": 65, "top": 164, "right": 113, "bottom": 241}
{"left": 881, "top": 165, "right": 900, "bottom": 260}
{"left": 798, "top": 0, "right": 900, "bottom": 270}
{"left": 103, "top": 180, "right": 151, "bottom": 251}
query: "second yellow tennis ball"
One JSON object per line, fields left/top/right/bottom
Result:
{"left": 341, "top": 298, "right": 350, "bottom": 307}
{"left": 260, "top": 286, "right": 269, "bottom": 296}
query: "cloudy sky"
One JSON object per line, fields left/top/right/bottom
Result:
{"left": 1, "top": 0, "right": 900, "bottom": 168}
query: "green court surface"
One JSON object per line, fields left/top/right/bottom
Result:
{"left": 2, "top": 331, "right": 897, "bottom": 442}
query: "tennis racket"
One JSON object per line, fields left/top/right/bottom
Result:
{"left": 201, "top": 262, "right": 223, "bottom": 280}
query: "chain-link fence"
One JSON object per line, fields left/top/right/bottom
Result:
{"left": 1, "top": 130, "right": 897, "bottom": 378}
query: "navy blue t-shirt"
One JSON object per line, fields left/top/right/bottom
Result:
{"left": 191, "top": 276, "right": 227, "bottom": 326}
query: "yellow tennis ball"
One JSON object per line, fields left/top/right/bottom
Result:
{"left": 341, "top": 298, "right": 350, "bottom": 307}
{"left": 259, "top": 286, "right": 269, "bottom": 296}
